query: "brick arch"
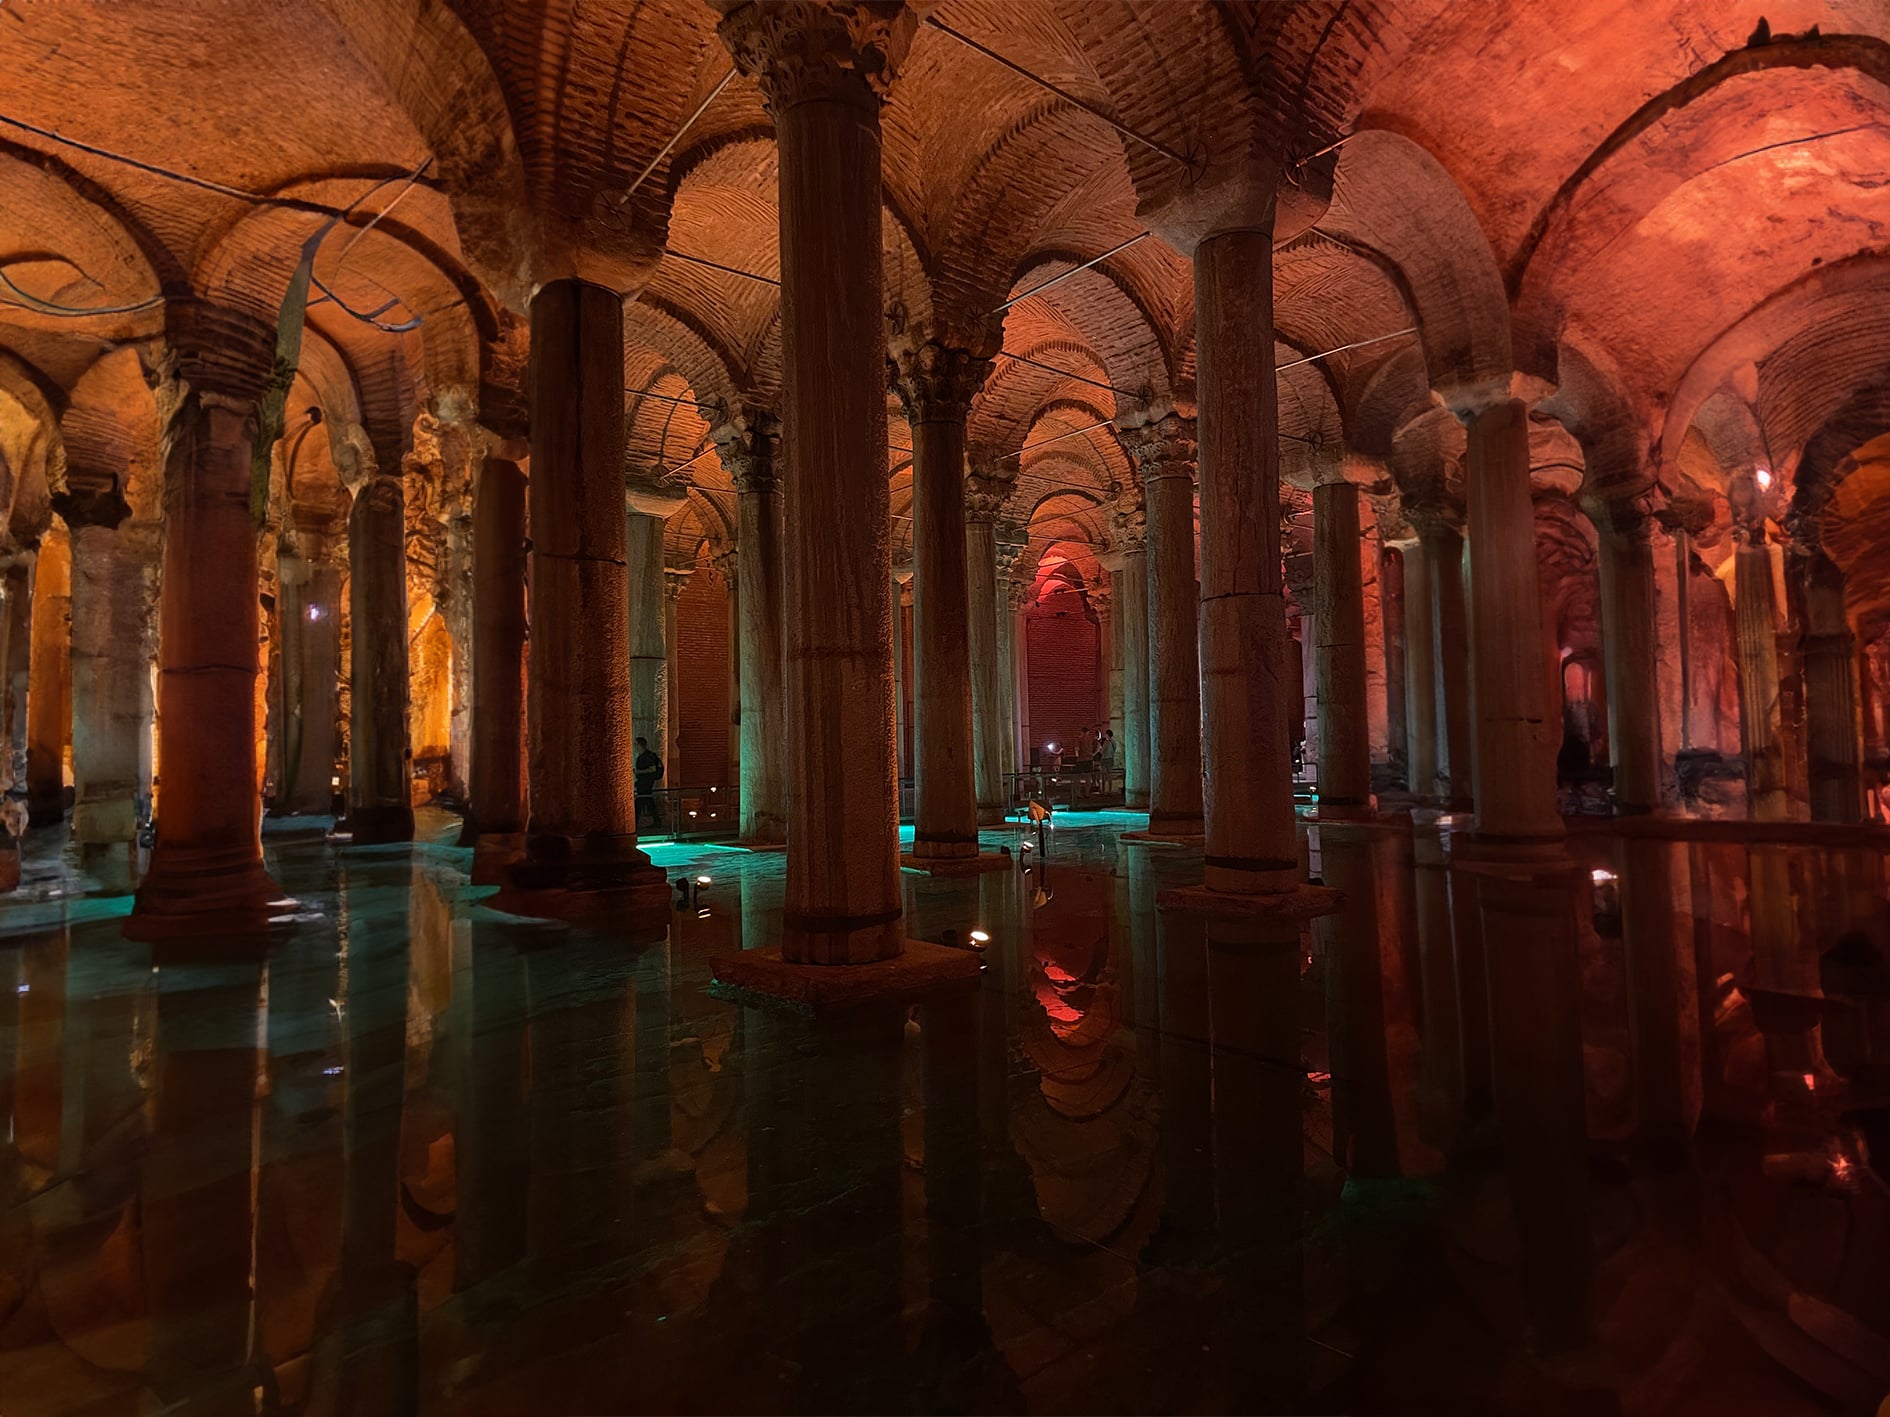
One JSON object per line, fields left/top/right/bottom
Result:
{"left": 59, "top": 347, "right": 162, "bottom": 519}
{"left": 1323, "top": 129, "right": 1511, "bottom": 396}
{"left": 0, "top": 351, "right": 64, "bottom": 546}
{"left": 1540, "top": 337, "right": 1649, "bottom": 497}
{"left": 1003, "top": 257, "right": 1177, "bottom": 405}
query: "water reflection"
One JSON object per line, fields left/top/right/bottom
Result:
{"left": 0, "top": 809, "right": 1886, "bottom": 1413}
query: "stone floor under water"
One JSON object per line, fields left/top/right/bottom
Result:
{"left": 0, "top": 808, "right": 1886, "bottom": 1415}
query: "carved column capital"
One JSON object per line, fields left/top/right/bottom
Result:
{"left": 1579, "top": 484, "right": 1657, "bottom": 546}
{"left": 702, "top": 401, "right": 781, "bottom": 495}
{"left": 663, "top": 566, "right": 692, "bottom": 603}
{"left": 995, "top": 522, "right": 1029, "bottom": 576}
{"left": 1107, "top": 476, "right": 1148, "bottom": 551}
{"left": 964, "top": 463, "right": 1018, "bottom": 524}
{"left": 1118, "top": 412, "right": 1197, "bottom": 484}
{"left": 711, "top": 543, "right": 740, "bottom": 585}
{"left": 715, "top": 0, "right": 917, "bottom": 114}
{"left": 890, "top": 338, "right": 994, "bottom": 425}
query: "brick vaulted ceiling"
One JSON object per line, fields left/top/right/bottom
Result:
{"left": 3, "top": 0, "right": 1890, "bottom": 602}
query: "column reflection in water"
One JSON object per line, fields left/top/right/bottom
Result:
{"left": 1206, "top": 914, "right": 1306, "bottom": 1413}
{"left": 1411, "top": 814, "right": 1463, "bottom": 1146}
{"left": 1153, "top": 892, "right": 1216, "bottom": 1264}
{"left": 524, "top": 935, "right": 635, "bottom": 1270}
{"left": 304, "top": 858, "right": 418, "bottom": 1415}
{"left": 735, "top": 1004, "right": 907, "bottom": 1411}
{"left": 143, "top": 958, "right": 265, "bottom": 1415}
{"left": 1316, "top": 823, "right": 1400, "bottom": 1178}
{"left": 256, "top": 897, "right": 343, "bottom": 1402}
{"left": 455, "top": 920, "right": 530, "bottom": 1291}
{"left": 1613, "top": 835, "right": 1697, "bottom": 1149}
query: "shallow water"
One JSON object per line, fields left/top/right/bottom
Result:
{"left": 0, "top": 808, "right": 1883, "bottom": 1414}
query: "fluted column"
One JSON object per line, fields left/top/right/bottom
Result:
{"left": 26, "top": 524, "right": 69, "bottom": 826}
{"left": 130, "top": 302, "right": 283, "bottom": 935}
{"left": 893, "top": 335, "right": 994, "bottom": 865}
{"left": 1801, "top": 552, "right": 1864, "bottom": 824}
{"left": 1424, "top": 520, "right": 1473, "bottom": 808}
{"left": 517, "top": 277, "right": 663, "bottom": 902}
{"left": 1398, "top": 535, "right": 1439, "bottom": 803}
{"left": 464, "top": 455, "right": 527, "bottom": 850}
{"left": 1121, "top": 412, "right": 1202, "bottom": 839}
{"left": 625, "top": 480, "right": 687, "bottom": 781}
{"left": 1589, "top": 496, "right": 1662, "bottom": 814}
{"left": 718, "top": 0, "right": 916, "bottom": 960}
{"left": 347, "top": 454, "right": 415, "bottom": 844}
{"left": 966, "top": 466, "right": 1011, "bottom": 826}
{"left": 710, "top": 408, "right": 786, "bottom": 845}
{"left": 60, "top": 481, "right": 155, "bottom": 889}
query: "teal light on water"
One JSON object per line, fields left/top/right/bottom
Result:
{"left": 641, "top": 841, "right": 748, "bottom": 868}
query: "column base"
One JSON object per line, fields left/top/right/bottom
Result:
{"left": 468, "top": 832, "right": 525, "bottom": 886}
{"left": 76, "top": 840, "right": 139, "bottom": 894}
{"left": 125, "top": 845, "right": 287, "bottom": 943}
{"left": 711, "top": 936, "right": 982, "bottom": 1015}
{"left": 899, "top": 850, "right": 1012, "bottom": 877}
{"left": 976, "top": 804, "right": 1006, "bottom": 826}
{"left": 911, "top": 831, "right": 978, "bottom": 861}
{"left": 348, "top": 804, "right": 415, "bottom": 845}
{"left": 499, "top": 831, "right": 671, "bottom": 928}
{"left": 780, "top": 908, "right": 905, "bottom": 965}
{"left": 1121, "top": 828, "right": 1205, "bottom": 847}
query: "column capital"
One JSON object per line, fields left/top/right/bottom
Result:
{"left": 889, "top": 328, "right": 997, "bottom": 424}
{"left": 1089, "top": 580, "right": 1113, "bottom": 617}
{"left": 1005, "top": 576, "right": 1033, "bottom": 613}
{"left": 1579, "top": 484, "right": 1657, "bottom": 545}
{"left": 1434, "top": 371, "right": 1555, "bottom": 426}
{"left": 625, "top": 474, "right": 691, "bottom": 519}
{"left": 711, "top": 542, "right": 740, "bottom": 585}
{"left": 964, "top": 462, "right": 1018, "bottom": 523}
{"left": 663, "top": 565, "right": 692, "bottom": 602}
{"left": 152, "top": 299, "right": 278, "bottom": 408}
{"left": 1107, "top": 475, "right": 1148, "bottom": 550}
{"left": 704, "top": 402, "right": 781, "bottom": 494}
{"left": 715, "top": 0, "right": 917, "bottom": 115}
{"left": 52, "top": 478, "right": 133, "bottom": 531}
{"left": 1117, "top": 411, "right": 1197, "bottom": 483}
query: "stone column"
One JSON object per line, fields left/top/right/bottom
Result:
{"left": 463, "top": 456, "right": 527, "bottom": 851}
{"left": 1380, "top": 542, "right": 1408, "bottom": 787}
{"left": 710, "top": 409, "right": 786, "bottom": 846}
{"left": 664, "top": 566, "right": 689, "bottom": 778}
{"left": 1101, "top": 535, "right": 1150, "bottom": 807}
{"left": 718, "top": 0, "right": 917, "bottom": 962}
{"left": 716, "top": 546, "right": 741, "bottom": 791}
{"left": 1590, "top": 497, "right": 1662, "bottom": 814}
{"left": 26, "top": 525, "right": 69, "bottom": 827}
{"left": 625, "top": 482, "right": 687, "bottom": 779}
{"left": 130, "top": 303, "right": 283, "bottom": 935}
{"left": 1399, "top": 535, "right": 1439, "bottom": 803}
{"left": 1120, "top": 413, "right": 1202, "bottom": 840}
{"left": 1449, "top": 387, "right": 1589, "bottom": 1345}
{"left": 1313, "top": 481, "right": 1371, "bottom": 817}
{"left": 1425, "top": 520, "right": 1474, "bottom": 809}
{"left": 893, "top": 335, "right": 993, "bottom": 866}
{"left": 1801, "top": 552, "right": 1864, "bottom": 824}
{"left": 891, "top": 567, "right": 910, "bottom": 783}
{"left": 347, "top": 456, "right": 415, "bottom": 844}
{"left": 1191, "top": 219, "right": 1300, "bottom": 889}
{"left": 1734, "top": 537, "right": 1789, "bottom": 820}
{"left": 1092, "top": 579, "right": 1115, "bottom": 773}
{"left": 999, "top": 570, "right": 1027, "bottom": 782}
{"left": 0, "top": 553, "right": 32, "bottom": 889}
{"left": 60, "top": 482, "right": 155, "bottom": 889}
{"left": 516, "top": 277, "right": 663, "bottom": 905}
{"left": 996, "top": 527, "right": 1027, "bottom": 780}
{"left": 965, "top": 466, "right": 1011, "bottom": 826}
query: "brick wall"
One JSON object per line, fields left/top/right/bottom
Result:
{"left": 1025, "top": 586, "right": 1100, "bottom": 762}
{"left": 675, "top": 572, "right": 730, "bottom": 787}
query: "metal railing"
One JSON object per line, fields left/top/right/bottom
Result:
{"left": 635, "top": 785, "right": 740, "bottom": 841}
